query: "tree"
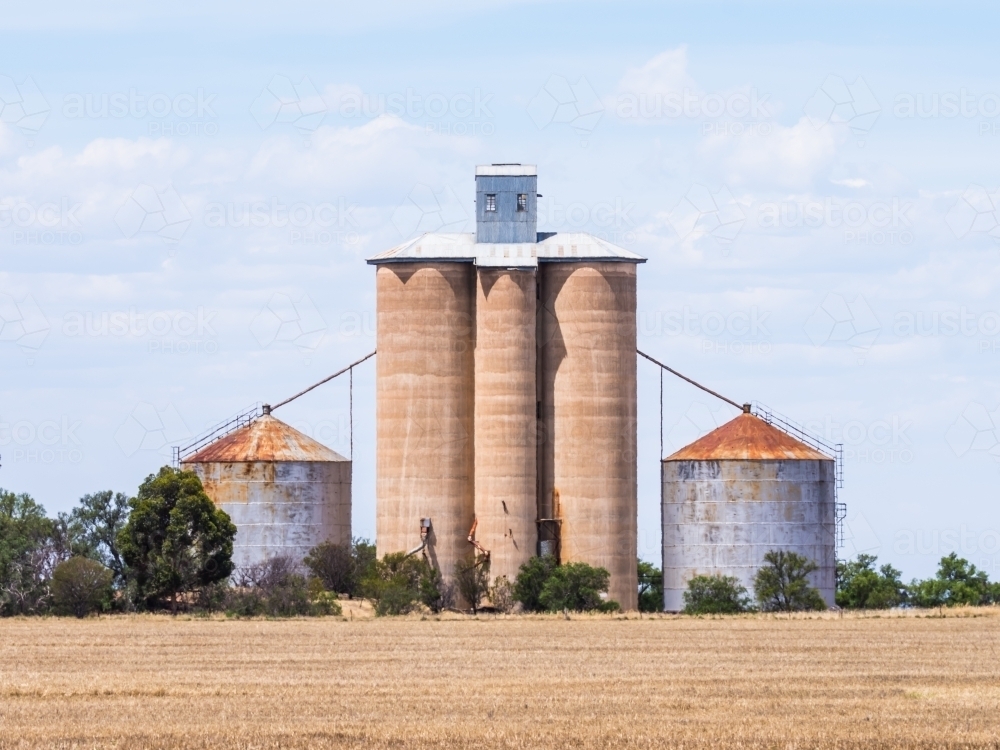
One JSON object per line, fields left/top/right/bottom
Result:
{"left": 753, "top": 550, "right": 827, "bottom": 612}
{"left": 836, "top": 554, "right": 907, "bottom": 609}
{"left": 117, "top": 467, "right": 236, "bottom": 612}
{"left": 539, "top": 562, "right": 618, "bottom": 613}
{"left": 0, "top": 490, "right": 59, "bottom": 616}
{"left": 513, "top": 554, "right": 559, "bottom": 612}
{"left": 361, "top": 552, "right": 441, "bottom": 616}
{"left": 304, "top": 537, "right": 377, "bottom": 597}
{"left": 51, "top": 557, "right": 113, "bottom": 617}
{"left": 683, "top": 574, "right": 753, "bottom": 614}
{"left": 68, "top": 491, "right": 130, "bottom": 587}
{"left": 909, "top": 553, "right": 997, "bottom": 607}
{"left": 455, "top": 555, "right": 490, "bottom": 613}
{"left": 638, "top": 559, "right": 663, "bottom": 612}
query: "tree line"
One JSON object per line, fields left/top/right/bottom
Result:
{"left": 3, "top": 468, "right": 999, "bottom": 617}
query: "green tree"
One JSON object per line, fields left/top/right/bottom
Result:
{"left": 0, "top": 490, "right": 58, "bottom": 616}
{"left": 68, "top": 491, "right": 130, "bottom": 586}
{"left": 638, "top": 559, "right": 663, "bottom": 612}
{"left": 513, "top": 554, "right": 559, "bottom": 612}
{"left": 683, "top": 574, "right": 753, "bottom": 614}
{"left": 455, "top": 554, "right": 490, "bottom": 613}
{"left": 117, "top": 467, "right": 236, "bottom": 612}
{"left": 51, "top": 556, "right": 113, "bottom": 617}
{"left": 753, "top": 550, "right": 827, "bottom": 612}
{"left": 304, "top": 537, "right": 377, "bottom": 598}
{"left": 836, "top": 554, "right": 907, "bottom": 609}
{"left": 539, "top": 562, "right": 618, "bottom": 613}
{"left": 361, "top": 552, "right": 441, "bottom": 616}
{"left": 909, "top": 553, "right": 997, "bottom": 607}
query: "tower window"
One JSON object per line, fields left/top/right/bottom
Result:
{"left": 517, "top": 193, "right": 527, "bottom": 211}
{"left": 485, "top": 194, "right": 496, "bottom": 212}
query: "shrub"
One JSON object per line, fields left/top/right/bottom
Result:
{"left": 362, "top": 552, "right": 440, "bottom": 616}
{"left": 455, "top": 555, "right": 490, "bottom": 613}
{"left": 836, "top": 554, "right": 907, "bottom": 609}
{"left": 638, "top": 559, "right": 663, "bottom": 612}
{"left": 51, "top": 556, "right": 113, "bottom": 617}
{"left": 304, "top": 538, "right": 375, "bottom": 598}
{"left": 490, "top": 575, "right": 515, "bottom": 613}
{"left": 513, "top": 554, "right": 559, "bottom": 612}
{"left": 227, "top": 557, "right": 342, "bottom": 618}
{"left": 539, "top": 562, "right": 617, "bottom": 613}
{"left": 682, "top": 574, "right": 753, "bottom": 614}
{"left": 754, "top": 550, "right": 827, "bottom": 612}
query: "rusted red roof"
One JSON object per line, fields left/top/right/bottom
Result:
{"left": 182, "top": 415, "right": 348, "bottom": 463}
{"left": 664, "top": 413, "right": 832, "bottom": 461}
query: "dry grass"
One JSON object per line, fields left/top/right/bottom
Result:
{"left": 2, "top": 607, "right": 999, "bottom": 749}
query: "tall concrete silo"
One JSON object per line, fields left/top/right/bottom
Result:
{"left": 473, "top": 266, "right": 537, "bottom": 583}
{"left": 181, "top": 410, "right": 351, "bottom": 570}
{"left": 373, "top": 261, "right": 476, "bottom": 578}
{"left": 661, "top": 411, "right": 836, "bottom": 611}
{"left": 538, "top": 260, "right": 638, "bottom": 610}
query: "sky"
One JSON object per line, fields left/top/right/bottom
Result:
{"left": 2, "top": 0, "right": 999, "bottom": 580}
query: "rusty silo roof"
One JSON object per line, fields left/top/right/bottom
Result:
{"left": 664, "top": 413, "right": 832, "bottom": 461}
{"left": 182, "top": 415, "right": 348, "bottom": 463}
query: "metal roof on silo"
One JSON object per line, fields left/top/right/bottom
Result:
{"left": 664, "top": 413, "right": 831, "bottom": 461}
{"left": 182, "top": 414, "right": 347, "bottom": 463}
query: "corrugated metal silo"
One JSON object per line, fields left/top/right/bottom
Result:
{"left": 181, "top": 412, "right": 351, "bottom": 570}
{"left": 474, "top": 267, "right": 537, "bottom": 582}
{"left": 661, "top": 412, "right": 836, "bottom": 611}
{"left": 374, "top": 261, "right": 476, "bottom": 580}
{"left": 539, "top": 261, "right": 638, "bottom": 610}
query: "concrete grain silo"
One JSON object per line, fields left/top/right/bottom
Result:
{"left": 661, "top": 410, "right": 836, "bottom": 611}
{"left": 368, "top": 164, "right": 644, "bottom": 607}
{"left": 538, "top": 261, "right": 638, "bottom": 610}
{"left": 181, "top": 409, "right": 351, "bottom": 571}
{"left": 373, "top": 261, "right": 476, "bottom": 578}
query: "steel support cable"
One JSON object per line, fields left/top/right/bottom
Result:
{"left": 270, "top": 350, "right": 376, "bottom": 411}
{"left": 637, "top": 349, "right": 744, "bottom": 412}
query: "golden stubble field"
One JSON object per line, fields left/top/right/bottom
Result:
{"left": 1, "top": 606, "right": 999, "bottom": 749}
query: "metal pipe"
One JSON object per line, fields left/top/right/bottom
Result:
{"left": 637, "top": 349, "right": 743, "bottom": 411}
{"left": 271, "top": 350, "right": 376, "bottom": 411}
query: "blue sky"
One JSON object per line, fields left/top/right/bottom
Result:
{"left": 2, "top": 0, "right": 999, "bottom": 579}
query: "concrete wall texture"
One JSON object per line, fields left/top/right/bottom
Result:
{"left": 374, "top": 260, "right": 639, "bottom": 609}
{"left": 188, "top": 460, "right": 352, "bottom": 570}
{"left": 661, "top": 458, "right": 837, "bottom": 611}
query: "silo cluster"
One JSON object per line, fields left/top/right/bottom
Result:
{"left": 661, "top": 409, "right": 837, "bottom": 611}
{"left": 182, "top": 409, "right": 352, "bottom": 571}
{"left": 369, "top": 164, "right": 645, "bottom": 608}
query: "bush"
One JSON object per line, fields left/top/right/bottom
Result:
{"left": 836, "top": 554, "right": 907, "bottom": 609}
{"left": 51, "top": 556, "right": 113, "bottom": 617}
{"left": 908, "top": 553, "right": 999, "bottom": 608}
{"left": 490, "top": 575, "right": 515, "bottom": 613}
{"left": 539, "top": 562, "right": 617, "bottom": 613}
{"left": 455, "top": 555, "right": 490, "bottom": 613}
{"left": 513, "top": 554, "right": 559, "bottom": 612}
{"left": 754, "top": 550, "right": 827, "bottom": 612}
{"left": 683, "top": 574, "right": 753, "bottom": 614}
{"left": 227, "top": 557, "right": 342, "bottom": 618}
{"left": 361, "top": 552, "right": 441, "bottom": 616}
{"left": 304, "top": 538, "right": 376, "bottom": 598}
{"left": 638, "top": 559, "right": 663, "bottom": 612}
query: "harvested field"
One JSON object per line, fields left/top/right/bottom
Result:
{"left": 1, "top": 607, "right": 999, "bottom": 749}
